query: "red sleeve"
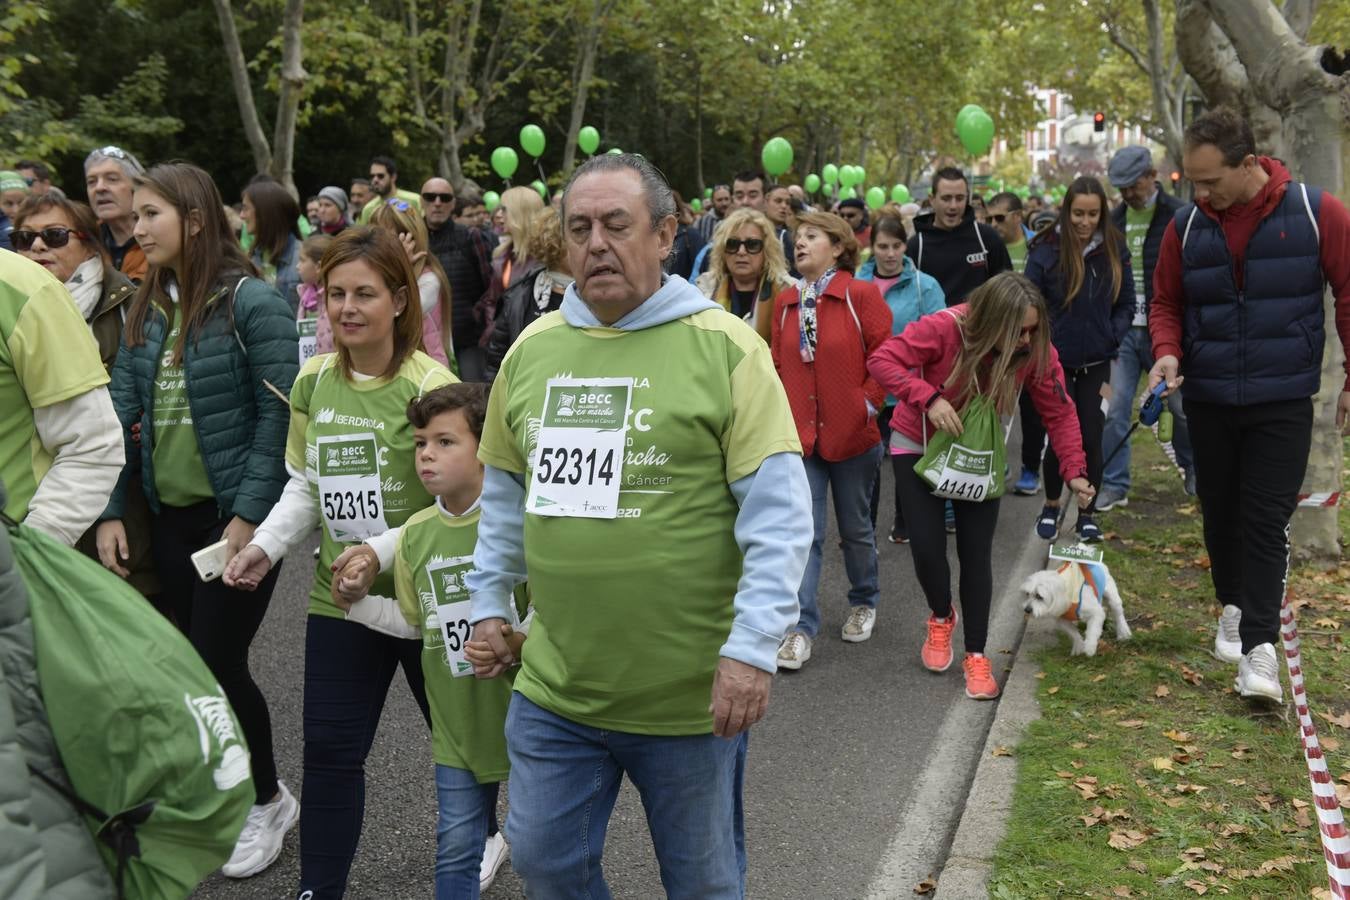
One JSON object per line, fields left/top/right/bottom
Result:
{"left": 1026, "top": 345, "right": 1088, "bottom": 483}
{"left": 857, "top": 283, "right": 893, "bottom": 411}
{"left": 1316, "top": 192, "right": 1350, "bottom": 392}
{"left": 1148, "top": 220, "right": 1185, "bottom": 363}
{"left": 770, "top": 287, "right": 790, "bottom": 373}
{"left": 867, "top": 310, "right": 948, "bottom": 411}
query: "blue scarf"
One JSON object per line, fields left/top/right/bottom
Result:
{"left": 797, "top": 266, "right": 836, "bottom": 363}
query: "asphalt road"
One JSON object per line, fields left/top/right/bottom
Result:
{"left": 193, "top": 446, "right": 1048, "bottom": 900}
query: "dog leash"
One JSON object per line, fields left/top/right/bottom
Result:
{"left": 1279, "top": 592, "right": 1350, "bottom": 898}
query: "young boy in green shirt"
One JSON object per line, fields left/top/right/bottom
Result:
{"left": 332, "top": 383, "right": 527, "bottom": 898}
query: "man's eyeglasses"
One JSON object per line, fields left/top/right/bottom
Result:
{"left": 422, "top": 192, "right": 454, "bottom": 204}
{"left": 989, "top": 213, "right": 1012, "bottom": 224}
{"left": 725, "top": 238, "right": 764, "bottom": 255}
{"left": 370, "top": 172, "right": 390, "bottom": 181}
{"left": 11, "top": 227, "right": 88, "bottom": 251}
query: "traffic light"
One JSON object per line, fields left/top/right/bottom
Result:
{"left": 1093, "top": 112, "right": 1105, "bottom": 133}
{"left": 1170, "top": 171, "right": 1181, "bottom": 194}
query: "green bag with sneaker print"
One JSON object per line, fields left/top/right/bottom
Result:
{"left": 914, "top": 394, "right": 1008, "bottom": 502}
{"left": 6, "top": 515, "right": 253, "bottom": 899}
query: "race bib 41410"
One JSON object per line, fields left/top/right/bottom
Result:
{"left": 526, "top": 377, "right": 634, "bottom": 519}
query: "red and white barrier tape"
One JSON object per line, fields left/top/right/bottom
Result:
{"left": 1279, "top": 594, "right": 1350, "bottom": 898}
{"left": 1298, "top": 492, "right": 1343, "bottom": 508}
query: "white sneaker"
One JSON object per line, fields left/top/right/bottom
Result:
{"left": 777, "top": 632, "right": 812, "bottom": 670}
{"left": 222, "top": 780, "right": 299, "bottom": 878}
{"left": 1213, "top": 604, "right": 1243, "bottom": 664}
{"left": 1234, "top": 643, "right": 1282, "bottom": 703}
{"left": 841, "top": 607, "right": 876, "bottom": 643}
{"left": 480, "top": 830, "right": 509, "bottom": 892}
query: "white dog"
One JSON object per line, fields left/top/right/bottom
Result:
{"left": 1020, "top": 561, "right": 1132, "bottom": 657}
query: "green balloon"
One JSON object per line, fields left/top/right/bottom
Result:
{"left": 837, "top": 165, "right": 853, "bottom": 187}
{"left": 761, "top": 136, "right": 794, "bottom": 176}
{"left": 690, "top": 198, "right": 702, "bottom": 212}
{"left": 855, "top": 166, "right": 867, "bottom": 185}
{"left": 703, "top": 187, "right": 713, "bottom": 199}
{"left": 956, "top": 107, "right": 995, "bottom": 156}
{"left": 520, "top": 124, "right": 546, "bottom": 158}
{"left": 841, "top": 186, "right": 857, "bottom": 200}
{"left": 804, "top": 173, "right": 821, "bottom": 193}
{"left": 865, "top": 186, "right": 886, "bottom": 210}
{"left": 891, "top": 184, "right": 910, "bottom": 204}
{"left": 577, "top": 125, "right": 600, "bottom": 155}
{"left": 956, "top": 104, "right": 982, "bottom": 129}
{"left": 490, "top": 146, "right": 519, "bottom": 179}
{"left": 531, "top": 179, "right": 547, "bottom": 199}
{"left": 483, "top": 190, "right": 500, "bottom": 212}
{"left": 822, "top": 164, "right": 839, "bottom": 185}
{"left": 607, "top": 147, "right": 623, "bottom": 155}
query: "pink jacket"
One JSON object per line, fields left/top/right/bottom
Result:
{"left": 867, "top": 303, "right": 1088, "bottom": 483}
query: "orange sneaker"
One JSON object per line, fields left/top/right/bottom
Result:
{"left": 963, "top": 653, "right": 1000, "bottom": 700}
{"left": 921, "top": 609, "right": 958, "bottom": 672}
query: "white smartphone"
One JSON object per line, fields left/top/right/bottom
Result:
{"left": 191, "top": 538, "right": 231, "bottom": 582}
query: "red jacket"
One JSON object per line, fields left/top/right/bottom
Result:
{"left": 1150, "top": 157, "right": 1350, "bottom": 393}
{"left": 867, "top": 304, "right": 1088, "bottom": 484}
{"left": 771, "top": 270, "right": 893, "bottom": 460}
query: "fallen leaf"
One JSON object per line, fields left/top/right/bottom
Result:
{"left": 1164, "top": 729, "right": 1193, "bottom": 742}
{"left": 1183, "top": 879, "right": 1208, "bottom": 894}
{"left": 1111, "top": 887, "right": 1132, "bottom": 898}
{"left": 1181, "top": 665, "right": 1204, "bottom": 685}
{"left": 1118, "top": 719, "right": 1146, "bottom": 729}
{"left": 1224, "top": 778, "right": 1247, "bottom": 787}
{"left": 1256, "top": 855, "right": 1298, "bottom": 875}
{"left": 913, "top": 877, "right": 937, "bottom": 895}
{"left": 1219, "top": 822, "right": 1249, "bottom": 837}
{"left": 1180, "top": 847, "right": 1207, "bottom": 861}
{"left": 1163, "top": 796, "right": 1186, "bottom": 807}
{"left": 1093, "top": 673, "right": 1108, "bottom": 683}
{"left": 1155, "top": 684, "right": 1171, "bottom": 698}
{"left": 1231, "top": 745, "right": 1250, "bottom": 760}
{"left": 991, "top": 746, "right": 1013, "bottom": 757}
{"left": 1313, "top": 617, "right": 1341, "bottom": 630}
{"left": 1318, "top": 710, "right": 1350, "bottom": 729}
{"left": 1294, "top": 805, "right": 1313, "bottom": 827}
{"left": 1172, "top": 752, "right": 1193, "bottom": 764}
{"left": 1175, "top": 783, "right": 1208, "bottom": 794}
{"left": 1255, "top": 793, "right": 1275, "bottom": 811}
{"left": 1035, "top": 671, "right": 1046, "bottom": 679}
{"left": 1047, "top": 685, "right": 1060, "bottom": 695}
{"left": 1337, "top": 783, "right": 1350, "bottom": 809}
{"left": 1071, "top": 741, "right": 1089, "bottom": 749}
{"left": 1152, "top": 757, "right": 1175, "bottom": 772}
{"left": 1108, "top": 829, "right": 1150, "bottom": 850}
{"left": 1322, "top": 736, "right": 1340, "bottom": 752}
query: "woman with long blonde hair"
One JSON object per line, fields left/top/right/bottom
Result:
{"left": 695, "top": 207, "right": 793, "bottom": 340}
{"left": 370, "top": 197, "right": 454, "bottom": 370}
{"left": 868, "top": 272, "right": 1095, "bottom": 700}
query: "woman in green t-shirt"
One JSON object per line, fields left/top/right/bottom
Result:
{"left": 225, "top": 226, "right": 458, "bottom": 898}
{"left": 95, "top": 162, "right": 301, "bottom": 879}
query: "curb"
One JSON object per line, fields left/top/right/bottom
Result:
{"left": 932, "top": 613, "right": 1058, "bottom": 899}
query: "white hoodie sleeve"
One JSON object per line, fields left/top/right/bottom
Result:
{"left": 27, "top": 387, "right": 124, "bottom": 545}
{"left": 250, "top": 462, "right": 321, "bottom": 563}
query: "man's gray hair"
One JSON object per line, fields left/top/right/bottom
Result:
{"left": 83, "top": 145, "right": 146, "bottom": 178}
{"left": 561, "top": 153, "right": 677, "bottom": 227}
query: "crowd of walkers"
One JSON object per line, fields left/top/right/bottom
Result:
{"left": 2, "top": 103, "right": 1349, "bottom": 899}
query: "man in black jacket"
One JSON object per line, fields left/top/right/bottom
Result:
{"left": 906, "top": 166, "right": 1011, "bottom": 306}
{"left": 1096, "top": 146, "right": 1192, "bottom": 511}
{"left": 422, "top": 176, "right": 497, "bottom": 381}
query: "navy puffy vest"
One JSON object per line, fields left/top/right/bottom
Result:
{"left": 1176, "top": 183, "right": 1326, "bottom": 405}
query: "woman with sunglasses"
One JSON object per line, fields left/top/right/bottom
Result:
{"left": 772, "top": 211, "right": 892, "bottom": 670}
{"left": 856, "top": 213, "right": 946, "bottom": 544}
{"left": 696, "top": 207, "right": 794, "bottom": 341}
{"left": 1024, "top": 176, "right": 1133, "bottom": 543}
{"left": 868, "top": 273, "right": 1093, "bottom": 699}
{"left": 12, "top": 193, "right": 162, "bottom": 601}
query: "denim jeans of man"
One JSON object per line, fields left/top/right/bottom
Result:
{"left": 434, "top": 766, "right": 500, "bottom": 899}
{"left": 794, "top": 443, "right": 883, "bottom": 638}
{"left": 1102, "top": 326, "right": 1193, "bottom": 494}
{"left": 504, "top": 693, "right": 743, "bottom": 900}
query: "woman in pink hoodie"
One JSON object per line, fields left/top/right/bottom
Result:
{"left": 867, "top": 272, "right": 1094, "bottom": 699}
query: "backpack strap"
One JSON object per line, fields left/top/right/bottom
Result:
{"left": 1299, "top": 183, "right": 1320, "bottom": 244}
{"left": 690, "top": 243, "right": 712, "bottom": 280}
{"left": 1180, "top": 207, "right": 1200, "bottom": 251}
{"left": 843, "top": 287, "right": 866, "bottom": 353}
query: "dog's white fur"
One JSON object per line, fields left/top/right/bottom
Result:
{"left": 1020, "top": 564, "right": 1132, "bottom": 657}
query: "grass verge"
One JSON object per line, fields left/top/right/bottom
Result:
{"left": 988, "top": 432, "right": 1350, "bottom": 899}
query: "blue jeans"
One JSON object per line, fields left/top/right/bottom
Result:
{"left": 504, "top": 693, "right": 743, "bottom": 900}
{"left": 434, "top": 766, "right": 500, "bottom": 899}
{"left": 1102, "top": 326, "right": 1193, "bottom": 494}
{"left": 794, "top": 444, "right": 883, "bottom": 638}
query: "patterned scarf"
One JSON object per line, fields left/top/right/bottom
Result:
{"left": 797, "top": 266, "right": 836, "bottom": 363}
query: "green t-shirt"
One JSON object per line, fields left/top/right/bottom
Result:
{"left": 394, "top": 501, "right": 528, "bottom": 779}
{"left": 151, "top": 303, "right": 216, "bottom": 506}
{"left": 286, "top": 351, "right": 456, "bottom": 618}
{"left": 358, "top": 189, "right": 424, "bottom": 224}
{"left": 0, "top": 253, "right": 109, "bottom": 523}
{"left": 1125, "top": 203, "right": 1154, "bottom": 324}
{"left": 478, "top": 309, "right": 801, "bottom": 735}
{"left": 1007, "top": 237, "right": 1028, "bottom": 273}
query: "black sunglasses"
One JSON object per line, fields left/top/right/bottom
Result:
{"left": 421, "top": 192, "right": 455, "bottom": 204}
{"left": 725, "top": 238, "right": 764, "bottom": 254}
{"left": 988, "top": 213, "right": 1009, "bottom": 224}
{"left": 10, "top": 227, "right": 88, "bottom": 251}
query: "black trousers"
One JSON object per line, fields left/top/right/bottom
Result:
{"left": 894, "top": 462, "right": 1002, "bottom": 654}
{"left": 869, "top": 404, "right": 907, "bottom": 536}
{"left": 1017, "top": 389, "right": 1046, "bottom": 473}
{"left": 1043, "top": 361, "right": 1110, "bottom": 511}
{"left": 1185, "top": 397, "right": 1313, "bottom": 652}
{"left": 152, "top": 501, "right": 282, "bottom": 805}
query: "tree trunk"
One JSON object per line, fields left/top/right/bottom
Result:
{"left": 1198, "top": 0, "right": 1347, "bottom": 563}
{"left": 562, "top": 0, "right": 613, "bottom": 175}
{"left": 1142, "top": 0, "right": 1185, "bottom": 167}
{"left": 269, "top": 0, "right": 306, "bottom": 196}
{"left": 211, "top": 0, "right": 272, "bottom": 175}
{"left": 694, "top": 67, "right": 705, "bottom": 194}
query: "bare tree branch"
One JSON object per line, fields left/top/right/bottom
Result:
{"left": 211, "top": 0, "right": 271, "bottom": 174}
{"left": 270, "top": 0, "right": 306, "bottom": 194}
{"left": 1282, "top": 0, "right": 1318, "bottom": 40}
{"left": 1203, "top": 0, "right": 1332, "bottom": 109}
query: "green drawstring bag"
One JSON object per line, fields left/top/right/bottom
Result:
{"left": 6, "top": 516, "right": 253, "bottom": 899}
{"left": 914, "top": 394, "right": 1008, "bottom": 502}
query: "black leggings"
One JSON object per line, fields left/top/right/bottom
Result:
{"left": 1018, "top": 389, "right": 1046, "bottom": 472}
{"left": 1042, "top": 361, "right": 1109, "bottom": 510}
{"left": 869, "top": 405, "right": 906, "bottom": 535}
{"left": 152, "top": 501, "right": 282, "bottom": 805}
{"left": 894, "top": 461, "right": 1002, "bottom": 654}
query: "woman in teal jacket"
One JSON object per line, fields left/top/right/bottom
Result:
{"left": 857, "top": 213, "right": 945, "bottom": 542}
{"left": 94, "top": 163, "right": 300, "bottom": 880}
